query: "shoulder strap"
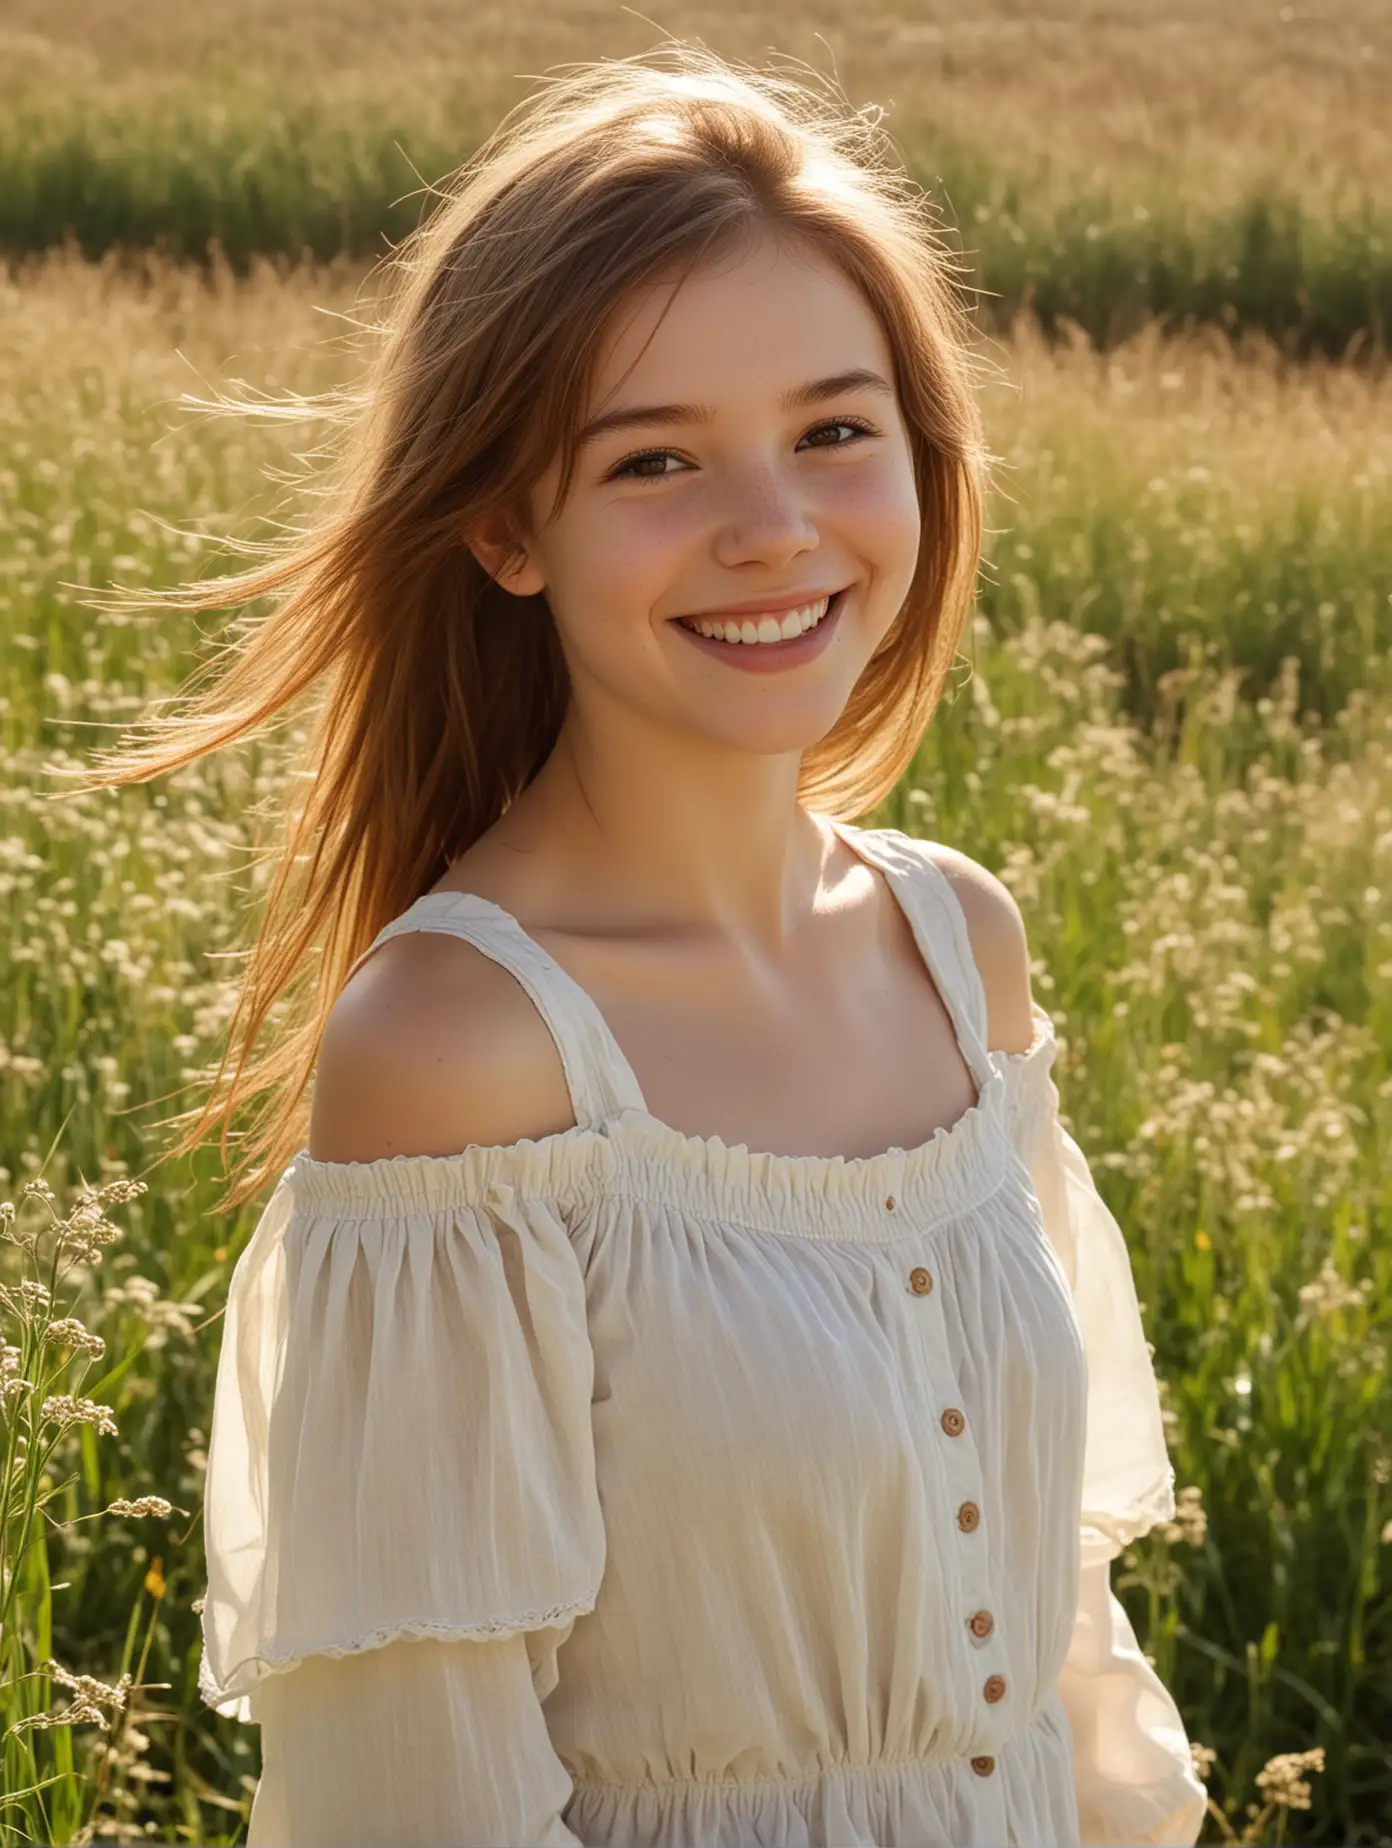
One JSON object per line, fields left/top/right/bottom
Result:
{"left": 829, "top": 822, "right": 996, "bottom": 1094}
{"left": 343, "top": 892, "right": 648, "bottom": 1129}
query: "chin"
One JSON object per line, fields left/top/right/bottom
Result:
{"left": 687, "top": 696, "right": 854, "bottom": 760}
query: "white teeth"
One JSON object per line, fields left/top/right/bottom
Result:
{"left": 684, "top": 593, "right": 835, "bottom": 645}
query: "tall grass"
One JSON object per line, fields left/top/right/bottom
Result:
{"left": 976, "top": 317, "right": 1392, "bottom": 735}
{"left": 4, "top": 0, "right": 1388, "bottom": 201}
{"left": 1, "top": 1172, "right": 183, "bottom": 1847}
{"left": 1, "top": 83, "right": 1387, "bottom": 358}
{"left": 0, "top": 252, "right": 1387, "bottom": 1841}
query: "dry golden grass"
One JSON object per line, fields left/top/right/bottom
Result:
{"left": 6, "top": 246, "right": 1386, "bottom": 534}
{"left": 1, "top": 0, "right": 1387, "bottom": 196}
{"left": 991, "top": 312, "right": 1392, "bottom": 509}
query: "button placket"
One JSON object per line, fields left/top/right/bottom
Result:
{"left": 901, "top": 1239, "right": 1007, "bottom": 1712}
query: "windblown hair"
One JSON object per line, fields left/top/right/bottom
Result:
{"left": 58, "top": 44, "right": 994, "bottom": 1210}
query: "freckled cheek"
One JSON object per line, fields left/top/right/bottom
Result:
{"left": 823, "top": 463, "right": 922, "bottom": 595}
{"left": 579, "top": 499, "right": 706, "bottom": 620}
{"left": 545, "top": 500, "right": 701, "bottom": 661}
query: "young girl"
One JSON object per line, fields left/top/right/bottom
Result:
{"left": 87, "top": 47, "right": 1206, "bottom": 1848}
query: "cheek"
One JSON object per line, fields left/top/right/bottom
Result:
{"left": 561, "top": 496, "right": 703, "bottom": 618}
{"left": 832, "top": 455, "right": 922, "bottom": 588}
{"left": 540, "top": 501, "right": 697, "bottom": 683}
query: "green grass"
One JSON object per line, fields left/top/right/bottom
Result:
{"left": 981, "top": 470, "right": 1392, "bottom": 744}
{"left": 0, "top": 257, "right": 1388, "bottom": 1841}
{"left": 1, "top": 80, "right": 1388, "bottom": 358}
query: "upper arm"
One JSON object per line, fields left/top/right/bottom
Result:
{"left": 308, "top": 931, "right": 577, "bottom": 1162}
{"left": 925, "top": 844, "right": 1037, "bottom": 1058}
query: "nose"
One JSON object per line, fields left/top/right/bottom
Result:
{"left": 709, "top": 458, "right": 818, "bottom": 572}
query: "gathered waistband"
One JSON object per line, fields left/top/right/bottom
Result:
{"left": 569, "top": 1689, "right": 1071, "bottom": 1793}
{"left": 561, "top": 1696, "right": 1080, "bottom": 1848}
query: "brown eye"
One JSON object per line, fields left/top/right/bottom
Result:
{"left": 609, "top": 449, "right": 683, "bottom": 482}
{"left": 798, "top": 419, "right": 874, "bottom": 450}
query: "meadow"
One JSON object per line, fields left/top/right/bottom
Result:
{"left": 2, "top": 0, "right": 1390, "bottom": 356}
{"left": 1, "top": 2, "right": 1390, "bottom": 1841}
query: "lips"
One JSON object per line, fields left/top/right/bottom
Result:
{"left": 671, "top": 588, "right": 848, "bottom": 673}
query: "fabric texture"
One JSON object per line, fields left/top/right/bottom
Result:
{"left": 198, "top": 822, "right": 1207, "bottom": 1847}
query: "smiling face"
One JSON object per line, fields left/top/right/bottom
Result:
{"left": 471, "top": 223, "right": 924, "bottom": 767}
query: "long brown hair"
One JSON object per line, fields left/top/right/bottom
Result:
{"left": 54, "top": 45, "right": 994, "bottom": 1211}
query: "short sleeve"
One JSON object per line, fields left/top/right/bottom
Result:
{"left": 999, "top": 1007, "right": 1207, "bottom": 1848}
{"left": 197, "top": 1157, "right": 606, "bottom": 1841}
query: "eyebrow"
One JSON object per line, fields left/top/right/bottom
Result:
{"left": 575, "top": 367, "right": 895, "bottom": 450}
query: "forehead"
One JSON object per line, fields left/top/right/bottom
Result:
{"left": 586, "top": 228, "right": 894, "bottom": 413}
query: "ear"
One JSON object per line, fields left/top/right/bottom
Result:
{"left": 463, "top": 513, "right": 546, "bottom": 598}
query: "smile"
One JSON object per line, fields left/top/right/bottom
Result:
{"left": 670, "top": 588, "right": 848, "bottom": 674}
{"left": 677, "top": 594, "right": 834, "bottom": 647}
{"left": 676, "top": 598, "right": 846, "bottom": 650}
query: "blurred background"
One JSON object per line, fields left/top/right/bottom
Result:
{"left": 0, "top": 4, "right": 1388, "bottom": 1842}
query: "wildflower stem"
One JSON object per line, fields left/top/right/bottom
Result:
{"left": 0, "top": 1255, "right": 76, "bottom": 1643}
{"left": 1203, "top": 1794, "right": 1239, "bottom": 1844}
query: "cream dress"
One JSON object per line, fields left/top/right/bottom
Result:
{"left": 198, "top": 822, "right": 1207, "bottom": 1848}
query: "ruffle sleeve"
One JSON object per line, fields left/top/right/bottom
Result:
{"left": 999, "top": 1005, "right": 1207, "bottom": 1848}
{"left": 197, "top": 1154, "right": 606, "bottom": 1842}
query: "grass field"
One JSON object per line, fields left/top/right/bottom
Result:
{"left": 2, "top": 1, "right": 1389, "bottom": 355}
{"left": 0, "top": 246, "right": 1387, "bottom": 1844}
{"left": 0, "top": 5, "right": 1389, "bottom": 1841}
{"left": 4, "top": 0, "right": 1389, "bottom": 192}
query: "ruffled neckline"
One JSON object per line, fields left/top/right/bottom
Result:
{"left": 286, "top": 1003, "right": 1056, "bottom": 1244}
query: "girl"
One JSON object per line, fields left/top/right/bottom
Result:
{"left": 81, "top": 47, "right": 1206, "bottom": 1848}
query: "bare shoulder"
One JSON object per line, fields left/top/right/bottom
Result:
{"left": 922, "top": 842, "right": 1037, "bottom": 1057}
{"left": 307, "top": 929, "right": 576, "bottom": 1163}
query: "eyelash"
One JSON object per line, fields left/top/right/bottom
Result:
{"left": 605, "top": 417, "right": 879, "bottom": 484}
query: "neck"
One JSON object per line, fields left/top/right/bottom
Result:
{"left": 506, "top": 698, "right": 835, "bottom": 951}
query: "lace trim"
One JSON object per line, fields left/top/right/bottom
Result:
{"left": 1082, "top": 1462, "right": 1178, "bottom": 1556}
{"left": 198, "top": 1591, "right": 599, "bottom": 1711}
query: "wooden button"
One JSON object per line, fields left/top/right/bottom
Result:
{"left": 940, "top": 1407, "right": 966, "bottom": 1437}
{"left": 970, "top": 1754, "right": 996, "bottom": 1777}
{"left": 909, "top": 1267, "right": 934, "bottom": 1296}
{"left": 957, "top": 1500, "right": 981, "bottom": 1533}
{"left": 983, "top": 1673, "right": 1007, "bottom": 1704}
{"left": 885, "top": 1195, "right": 896, "bottom": 1211}
{"left": 967, "top": 1609, "right": 995, "bottom": 1640}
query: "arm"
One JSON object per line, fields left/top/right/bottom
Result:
{"left": 249, "top": 1636, "right": 583, "bottom": 1847}
{"left": 202, "top": 937, "right": 602, "bottom": 1847}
